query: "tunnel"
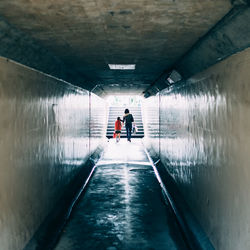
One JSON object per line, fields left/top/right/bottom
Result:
{"left": 0, "top": 1, "right": 250, "bottom": 249}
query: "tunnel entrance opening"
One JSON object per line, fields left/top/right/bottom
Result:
{"left": 105, "top": 95, "right": 144, "bottom": 139}
{"left": 105, "top": 95, "right": 143, "bottom": 107}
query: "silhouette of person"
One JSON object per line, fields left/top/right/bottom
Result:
{"left": 114, "top": 117, "right": 122, "bottom": 142}
{"left": 123, "top": 109, "right": 134, "bottom": 142}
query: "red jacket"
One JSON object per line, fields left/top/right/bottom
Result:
{"left": 115, "top": 120, "right": 122, "bottom": 131}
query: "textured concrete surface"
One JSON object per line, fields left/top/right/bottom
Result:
{"left": 0, "top": 57, "right": 107, "bottom": 250}
{"left": 0, "top": 17, "right": 63, "bottom": 78}
{"left": 175, "top": 5, "right": 250, "bottom": 79}
{"left": 0, "top": 17, "right": 91, "bottom": 89}
{"left": 54, "top": 139, "right": 188, "bottom": 250}
{"left": 144, "top": 5, "right": 250, "bottom": 97}
{"left": 0, "top": 0, "right": 231, "bottom": 94}
{"left": 142, "top": 47, "right": 250, "bottom": 250}
{"left": 141, "top": 95, "right": 160, "bottom": 156}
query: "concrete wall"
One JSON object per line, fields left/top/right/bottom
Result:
{"left": 90, "top": 93, "right": 108, "bottom": 154}
{"left": 141, "top": 94, "right": 159, "bottom": 156}
{"left": 0, "top": 57, "right": 107, "bottom": 250}
{"left": 142, "top": 47, "right": 250, "bottom": 250}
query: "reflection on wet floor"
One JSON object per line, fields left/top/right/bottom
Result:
{"left": 99, "top": 138, "right": 149, "bottom": 163}
{"left": 54, "top": 139, "right": 188, "bottom": 250}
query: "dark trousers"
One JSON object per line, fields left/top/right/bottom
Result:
{"left": 126, "top": 123, "right": 132, "bottom": 141}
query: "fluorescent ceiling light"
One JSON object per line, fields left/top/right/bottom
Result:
{"left": 108, "top": 64, "right": 135, "bottom": 70}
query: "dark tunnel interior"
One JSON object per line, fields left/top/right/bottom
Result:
{"left": 0, "top": 1, "right": 250, "bottom": 250}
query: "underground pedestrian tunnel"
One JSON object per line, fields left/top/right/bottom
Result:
{"left": 0, "top": 1, "right": 250, "bottom": 250}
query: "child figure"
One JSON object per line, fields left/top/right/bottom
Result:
{"left": 114, "top": 117, "right": 122, "bottom": 142}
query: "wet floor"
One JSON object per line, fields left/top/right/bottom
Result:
{"left": 54, "top": 139, "right": 188, "bottom": 250}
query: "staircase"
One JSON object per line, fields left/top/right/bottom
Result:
{"left": 106, "top": 107, "right": 144, "bottom": 138}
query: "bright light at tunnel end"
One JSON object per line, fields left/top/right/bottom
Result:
{"left": 108, "top": 64, "right": 136, "bottom": 70}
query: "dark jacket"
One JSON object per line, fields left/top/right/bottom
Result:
{"left": 123, "top": 113, "right": 134, "bottom": 125}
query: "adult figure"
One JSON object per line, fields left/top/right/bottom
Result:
{"left": 123, "top": 108, "right": 134, "bottom": 142}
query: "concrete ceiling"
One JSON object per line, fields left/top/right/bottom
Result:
{"left": 0, "top": 0, "right": 232, "bottom": 95}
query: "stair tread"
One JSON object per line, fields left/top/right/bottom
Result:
{"left": 106, "top": 106, "right": 144, "bottom": 138}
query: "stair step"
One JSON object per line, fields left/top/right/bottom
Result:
{"left": 107, "top": 126, "right": 144, "bottom": 128}
{"left": 106, "top": 106, "right": 144, "bottom": 138}
{"left": 108, "top": 127, "right": 144, "bottom": 129}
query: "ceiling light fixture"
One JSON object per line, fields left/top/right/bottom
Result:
{"left": 108, "top": 64, "right": 135, "bottom": 70}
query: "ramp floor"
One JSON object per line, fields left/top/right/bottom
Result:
{"left": 54, "top": 139, "right": 188, "bottom": 250}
